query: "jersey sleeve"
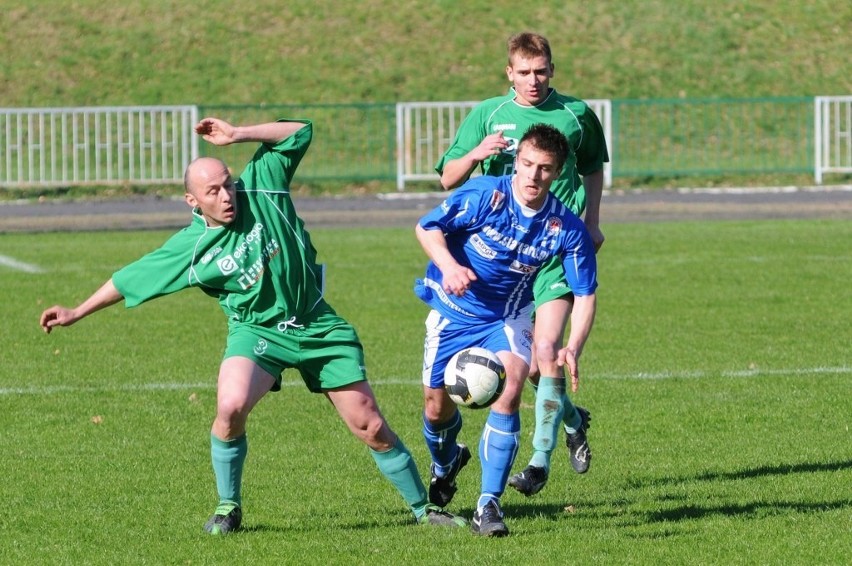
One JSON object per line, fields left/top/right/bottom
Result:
{"left": 418, "top": 178, "right": 491, "bottom": 233}
{"left": 574, "top": 106, "right": 609, "bottom": 177}
{"left": 112, "top": 229, "right": 198, "bottom": 308}
{"left": 434, "top": 106, "right": 489, "bottom": 174}
{"left": 238, "top": 120, "right": 313, "bottom": 190}
{"left": 560, "top": 224, "right": 598, "bottom": 296}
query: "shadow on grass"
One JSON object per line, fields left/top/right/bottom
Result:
{"left": 240, "top": 524, "right": 288, "bottom": 534}
{"left": 228, "top": 460, "right": 852, "bottom": 535}
{"left": 626, "top": 459, "right": 852, "bottom": 488}
{"left": 238, "top": 510, "right": 426, "bottom": 534}
{"left": 645, "top": 499, "right": 851, "bottom": 523}
{"left": 623, "top": 459, "right": 852, "bottom": 526}
{"left": 496, "top": 458, "right": 852, "bottom": 534}
{"left": 496, "top": 500, "right": 584, "bottom": 522}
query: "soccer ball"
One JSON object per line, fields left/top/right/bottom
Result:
{"left": 443, "top": 347, "right": 506, "bottom": 409}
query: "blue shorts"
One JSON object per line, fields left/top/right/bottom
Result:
{"left": 420, "top": 307, "right": 534, "bottom": 389}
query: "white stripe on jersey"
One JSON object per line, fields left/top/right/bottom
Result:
{"left": 556, "top": 102, "right": 584, "bottom": 150}
{"left": 422, "top": 277, "right": 477, "bottom": 318}
{"left": 261, "top": 191, "right": 325, "bottom": 313}
{"left": 502, "top": 272, "right": 533, "bottom": 320}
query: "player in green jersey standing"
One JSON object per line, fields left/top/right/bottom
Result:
{"left": 434, "top": 32, "right": 609, "bottom": 497}
{"left": 39, "top": 117, "right": 465, "bottom": 534}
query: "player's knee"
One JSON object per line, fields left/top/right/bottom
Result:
{"left": 352, "top": 413, "right": 388, "bottom": 446}
{"left": 216, "top": 396, "right": 250, "bottom": 426}
{"left": 423, "top": 396, "right": 456, "bottom": 424}
{"left": 535, "top": 340, "right": 559, "bottom": 365}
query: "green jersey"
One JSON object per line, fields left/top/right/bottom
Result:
{"left": 113, "top": 121, "right": 324, "bottom": 326}
{"left": 435, "top": 88, "right": 608, "bottom": 215}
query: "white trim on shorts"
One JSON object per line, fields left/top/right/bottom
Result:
{"left": 421, "top": 306, "right": 533, "bottom": 388}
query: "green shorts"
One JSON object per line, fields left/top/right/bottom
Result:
{"left": 533, "top": 256, "right": 574, "bottom": 309}
{"left": 223, "top": 302, "right": 366, "bottom": 393}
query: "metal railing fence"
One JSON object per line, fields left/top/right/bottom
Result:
{"left": 815, "top": 96, "right": 852, "bottom": 184}
{"left": 1, "top": 106, "right": 197, "bottom": 187}
{"left": 396, "top": 99, "right": 612, "bottom": 189}
{"left": 197, "top": 103, "right": 397, "bottom": 182}
{"left": 2, "top": 97, "right": 849, "bottom": 190}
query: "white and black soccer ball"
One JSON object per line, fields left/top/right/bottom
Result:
{"left": 443, "top": 347, "right": 506, "bottom": 409}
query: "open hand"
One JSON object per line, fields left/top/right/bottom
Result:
{"left": 194, "top": 118, "right": 236, "bottom": 146}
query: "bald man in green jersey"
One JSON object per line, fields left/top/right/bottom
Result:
{"left": 435, "top": 32, "right": 609, "bottom": 497}
{"left": 40, "top": 117, "right": 465, "bottom": 534}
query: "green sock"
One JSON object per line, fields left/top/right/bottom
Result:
{"left": 210, "top": 433, "right": 247, "bottom": 507}
{"left": 563, "top": 396, "right": 582, "bottom": 433}
{"left": 370, "top": 438, "right": 429, "bottom": 519}
{"left": 529, "top": 377, "right": 565, "bottom": 470}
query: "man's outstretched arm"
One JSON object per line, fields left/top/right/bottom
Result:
{"left": 194, "top": 118, "right": 307, "bottom": 146}
{"left": 39, "top": 278, "right": 124, "bottom": 334}
{"left": 558, "top": 293, "right": 597, "bottom": 392}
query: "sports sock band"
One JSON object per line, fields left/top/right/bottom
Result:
{"left": 422, "top": 409, "right": 463, "bottom": 477}
{"left": 529, "top": 376, "right": 565, "bottom": 469}
{"left": 477, "top": 410, "right": 519, "bottom": 508}
{"left": 210, "top": 433, "right": 247, "bottom": 507}
{"left": 370, "top": 438, "right": 429, "bottom": 519}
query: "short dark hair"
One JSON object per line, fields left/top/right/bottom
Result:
{"left": 507, "top": 32, "right": 552, "bottom": 65}
{"left": 518, "top": 124, "right": 570, "bottom": 171}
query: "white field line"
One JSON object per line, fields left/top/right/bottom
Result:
{"left": 0, "top": 253, "right": 44, "bottom": 273}
{"left": 594, "top": 366, "right": 852, "bottom": 381}
{"left": 1, "top": 366, "right": 849, "bottom": 396}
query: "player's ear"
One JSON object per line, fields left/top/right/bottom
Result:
{"left": 505, "top": 65, "right": 513, "bottom": 81}
{"left": 184, "top": 192, "right": 197, "bottom": 208}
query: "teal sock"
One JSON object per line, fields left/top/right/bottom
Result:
{"left": 370, "top": 438, "right": 429, "bottom": 519}
{"left": 529, "top": 377, "right": 565, "bottom": 469}
{"left": 563, "top": 395, "right": 582, "bottom": 433}
{"left": 210, "top": 433, "right": 247, "bottom": 507}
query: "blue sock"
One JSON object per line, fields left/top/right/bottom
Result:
{"left": 370, "top": 438, "right": 429, "bottom": 519}
{"left": 529, "top": 377, "right": 565, "bottom": 470}
{"left": 422, "top": 409, "right": 463, "bottom": 477}
{"left": 210, "top": 433, "right": 247, "bottom": 507}
{"left": 477, "top": 410, "right": 520, "bottom": 509}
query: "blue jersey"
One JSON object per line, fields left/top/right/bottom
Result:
{"left": 415, "top": 175, "right": 597, "bottom": 324}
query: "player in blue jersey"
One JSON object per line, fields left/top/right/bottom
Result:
{"left": 436, "top": 32, "right": 608, "bottom": 497}
{"left": 415, "top": 123, "right": 598, "bottom": 536}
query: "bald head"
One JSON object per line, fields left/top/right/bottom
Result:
{"left": 184, "top": 157, "right": 230, "bottom": 196}
{"left": 183, "top": 157, "right": 239, "bottom": 227}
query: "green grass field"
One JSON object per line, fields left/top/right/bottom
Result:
{"left": 1, "top": 219, "right": 850, "bottom": 564}
{"left": 2, "top": 1, "right": 848, "bottom": 106}
{"left": 2, "top": 3, "right": 848, "bottom": 562}
{"left": 2, "top": 0, "right": 849, "bottom": 198}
